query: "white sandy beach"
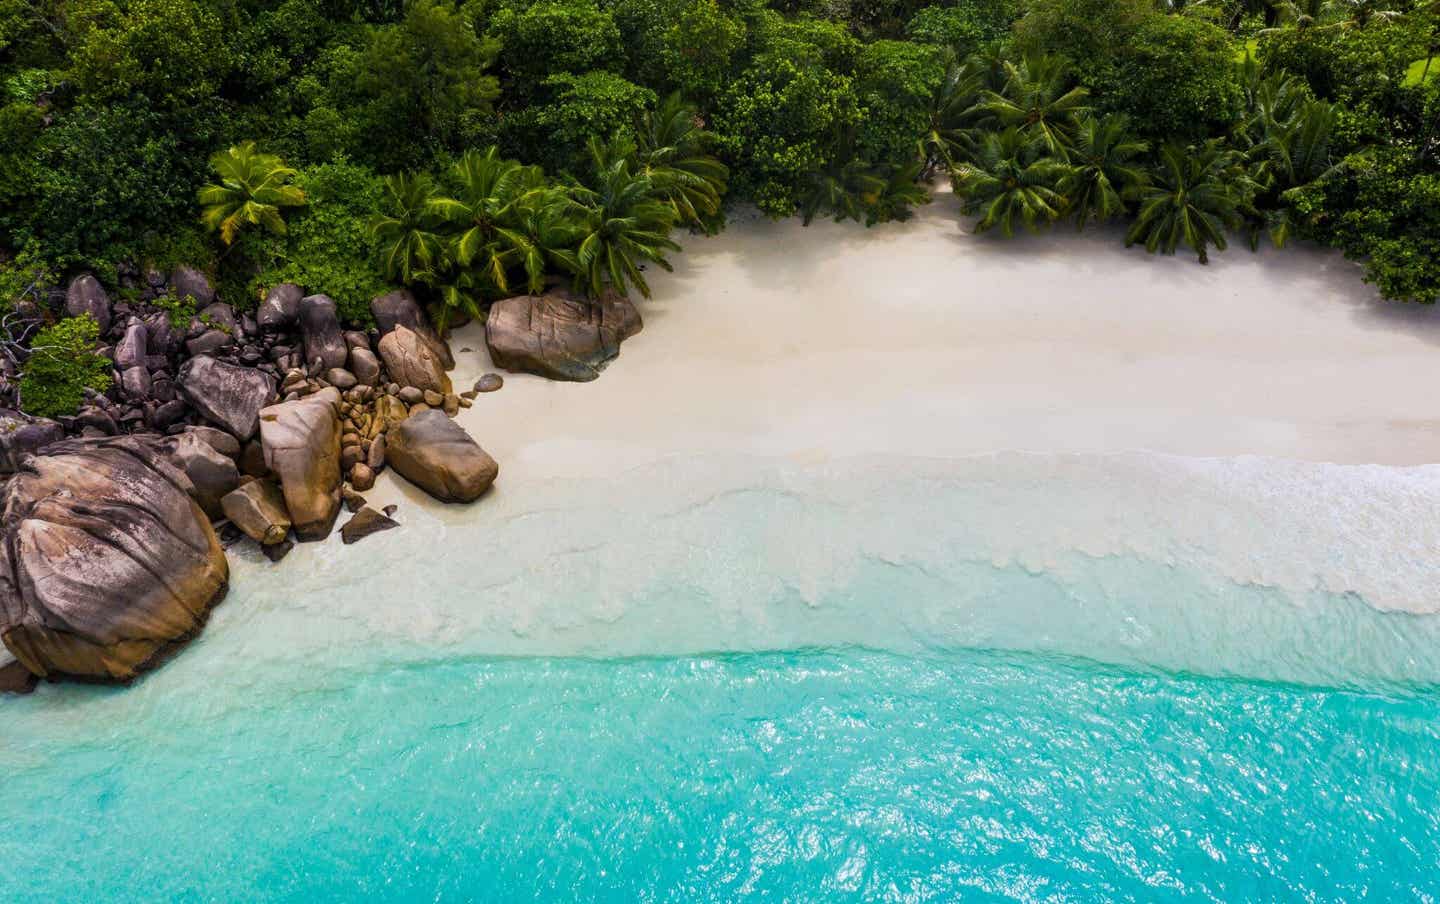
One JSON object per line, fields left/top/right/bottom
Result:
{"left": 399, "top": 191, "right": 1440, "bottom": 488}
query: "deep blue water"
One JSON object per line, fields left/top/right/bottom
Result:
{"left": 4, "top": 650, "right": 1438, "bottom": 901}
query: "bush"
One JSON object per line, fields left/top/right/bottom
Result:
{"left": 19, "top": 315, "right": 113, "bottom": 419}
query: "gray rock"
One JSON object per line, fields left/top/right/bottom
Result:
{"left": 259, "top": 388, "right": 341, "bottom": 541}
{"left": 349, "top": 347, "right": 381, "bottom": 386}
{"left": 387, "top": 409, "right": 498, "bottom": 503}
{"left": 370, "top": 289, "right": 454, "bottom": 368}
{"left": 379, "top": 325, "right": 451, "bottom": 395}
{"left": 398, "top": 386, "right": 424, "bottom": 405}
{"left": 65, "top": 274, "right": 112, "bottom": 335}
{"left": 325, "top": 368, "right": 358, "bottom": 390}
{"left": 185, "top": 426, "right": 242, "bottom": 461}
{"left": 340, "top": 506, "right": 398, "bottom": 545}
{"left": 186, "top": 329, "right": 233, "bottom": 357}
{"left": 114, "top": 321, "right": 149, "bottom": 369}
{"left": 169, "top": 266, "right": 215, "bottom": 306}
{"left": 475, "top": 373, "right": 504, "bottom": 393}
{"left": 198, "top": 302, "right": 238, "bottom": 336}
{"left": 151, "top": 399, "right": 188, "bottom": 431}
{"left": 0, "top": 435, "right": 228, "bottom": 683}
{"left": 0, "top": 410, "right": 65, "bottom": 474}
{"left": 485, "top": 290, "right": 641, "bottom": 382}
{"left": 178, "top": 357, "right": 276, "bottom": 440}
{"left": 120, "top": 366, "right": 152, "bottom": 400}
{"left": 163, "top": 431, "right": 241, "bottom": 520}
{"left": 258, "top": 283, "right": 303, "bottom": 331}
{"left": 344, "top": 330, "right": 370, "bottom": 350}
{"left": 298, "top": 294, "right": 348, "bottom": 370}
{"left": 220, "top": 479, "right": 291, "bottom": 545}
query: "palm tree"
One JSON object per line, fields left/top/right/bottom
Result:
{"left": 800, "top": 128, "right": 881, "bottom": 226}
{"left": 568, "top": 138, "right": 682, "bottom": 299}
{"left": 634, "top": 93, "right": 729, "bottom": 229}
{"left": 918, "top": 58, "right": 984, "bottom": 178}
{"left": 197, "top": 142, "right": 306, "bottom": 245}
{"left": 1247, "top": 99, "right": 1338, "bottom": 246}
{"left": 863, "top": 162, "right": 932, "bottom": 225}
{"left": 428, "top": 147, "right": 549, "bottom": 298}
{"left": 951, "top": 128, "right": 1073, "bottom": 237}
{"left": 1062, "top": 114, "right": 1149, "bottom": 229}
{"left": 1126, "top": 141, "right": 1255, "bottom": 263}
{"left": 368, "top": 173, "right": 443, "bottom": 284}
{"left": 970, "top": 55, "right": 1090, "bottom": 161}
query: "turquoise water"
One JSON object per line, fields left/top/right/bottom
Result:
{"left": 4, "top": 651, "right": 1439, "bottom": 901}
{"left": 5, "top": 453, "right": 1440, "bottom": 901}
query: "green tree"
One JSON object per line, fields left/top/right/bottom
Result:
{"left": 1126, "top": 141, "right": 1254, "bottom": 263}
{"left": 429, "top": 147, "right": 551, "bottom": 300}
{"left": 634, "top": 93, "right": 729, "bottom": 228}
{"left": 1061, "top": 113, "right": 1149, "bottom": 228}
{"left": 569, "top": 138, "right": 682, "bottom": 298}
{"left": 19, "top": 314, "right": 112, "bottom": 419}
{"left": 198, "top": 142, "right": 307, "bottom": 246}
{"left": 970, "top": 55, "right": 1090, "bottom": 159}
{"left": 663, "top": 0, "right": 746, "bottom": 102}
{"left": 369, "top": 172, "right": 444, "bottom": 284}
{"left": 951, "top": 127, "right": 1073, "bottom": 235}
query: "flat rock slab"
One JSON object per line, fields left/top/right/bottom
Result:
{"left": 387, "top": 409, "right": 498, "bottom": 503}
{"left": 485, "top": 290, "right": 641, "bottom": 382}
{"left": 178, "top": 357, "right": 276, "bottom": 440}
{"left": 340, "top": 506, "right": 399, "bottom": 544}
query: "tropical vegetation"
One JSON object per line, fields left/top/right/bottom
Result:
{"left": 1, "top": 0, "right": 1439, "bottom": 351}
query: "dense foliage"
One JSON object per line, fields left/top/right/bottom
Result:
{"left": 1, "top": 0, "right": 1438, "bottom": 372}
{"left": 17, "top": 315, "right": 112, "bottom": 418}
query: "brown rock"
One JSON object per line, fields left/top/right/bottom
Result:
{"left": 367, "top": 434, "right": 386, "bottom": 471}
{"left": 220, "top": 479, "right": 291, "bottom": 545}
{"left": 387, "top": 409, "right": 498, "bottom": 503}
{"left": 0, "top": 436, "right": 229, "bottom": 683}
{"left": 186, "top": 426, "right": 242, "bottom": 461}
{"left": 370, "top": 289, "right": 455, "bottom": 368}
{"left": 485, "top": 290, "right": 641, "bottom": 382}
{"left": 342, "top": 485, "right": 367, "bottom": 512}
{"left": 349, "top": 462, "right": 376, "bottom": 491}
{"left": 379, "top": 325, "right": 452, "bottom": 395}
{"left": 259, "top": 388, "right": 342, "bottom": 542}
{"left": 0, "top": 657, "right": 37, "bottom": 694}
{"left": 340, "top": 506, "right": 399, "bottom": 545}
{"left": 262, "top": 538, "right": 294, "bottom": 563}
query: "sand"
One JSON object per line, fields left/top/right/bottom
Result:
{"left": 384, "top": 191, "right": 1440, "bottom": 492}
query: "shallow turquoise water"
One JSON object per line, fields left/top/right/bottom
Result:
{"left": 5, "top": 453, "right": 1440, "bottom": 901}
{"left": 4, "top": 651, "right": 1439, "bottom": 901}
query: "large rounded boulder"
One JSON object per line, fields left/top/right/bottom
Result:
{"left": 0, "top": 436, "right": 229, "bottom": 683}
{"left": 485, "top": 290, "right": 642, "bottom": 382}
{"left": 371, "top": 289, "right": 454, "bottom": 369}
{"left": 387, "top": 409, "right": 498, "bottom": 503}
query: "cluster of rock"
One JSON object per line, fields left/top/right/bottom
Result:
{"left": 1, "top": 272, "right": 505, "bottom": 693}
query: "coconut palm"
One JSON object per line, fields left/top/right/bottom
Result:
{"left": 568, "top": 138, "right": 682, "bottom": 298}
{"left": 197, "top": 142, "right": 306, "bottom": 245}
{"left": 863, "top": 162, "right": 932, "bottom": 225}
{"left": 634, "top": 93, "right": 729, "bottom": 228}
{"left": 368, "top": 173, "right": 443, "bottom": 284}
{"left": 1126, "top": 141, "right": 1255, "bottom": 263}
{"left": 1247, "top": 99, "right": 1339, "bottom": 246}
{"left": 1062, "top": 114, "right": 1150, "bottom": 229}
{"left": 428, "top": 147, "right": 549, "bottom": 298}
{"left": 969, "top": 55, "right": 1090, "bottom": 161}
{"left": 918, "top": 59, "right": 984, "bottom": 178}
{"left": 951, "top": 127, "right": 1073, "bottom": 237}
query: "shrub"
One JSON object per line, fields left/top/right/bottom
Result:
{"left": 19, "top": 315, "right": 113, "bottom": 419}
